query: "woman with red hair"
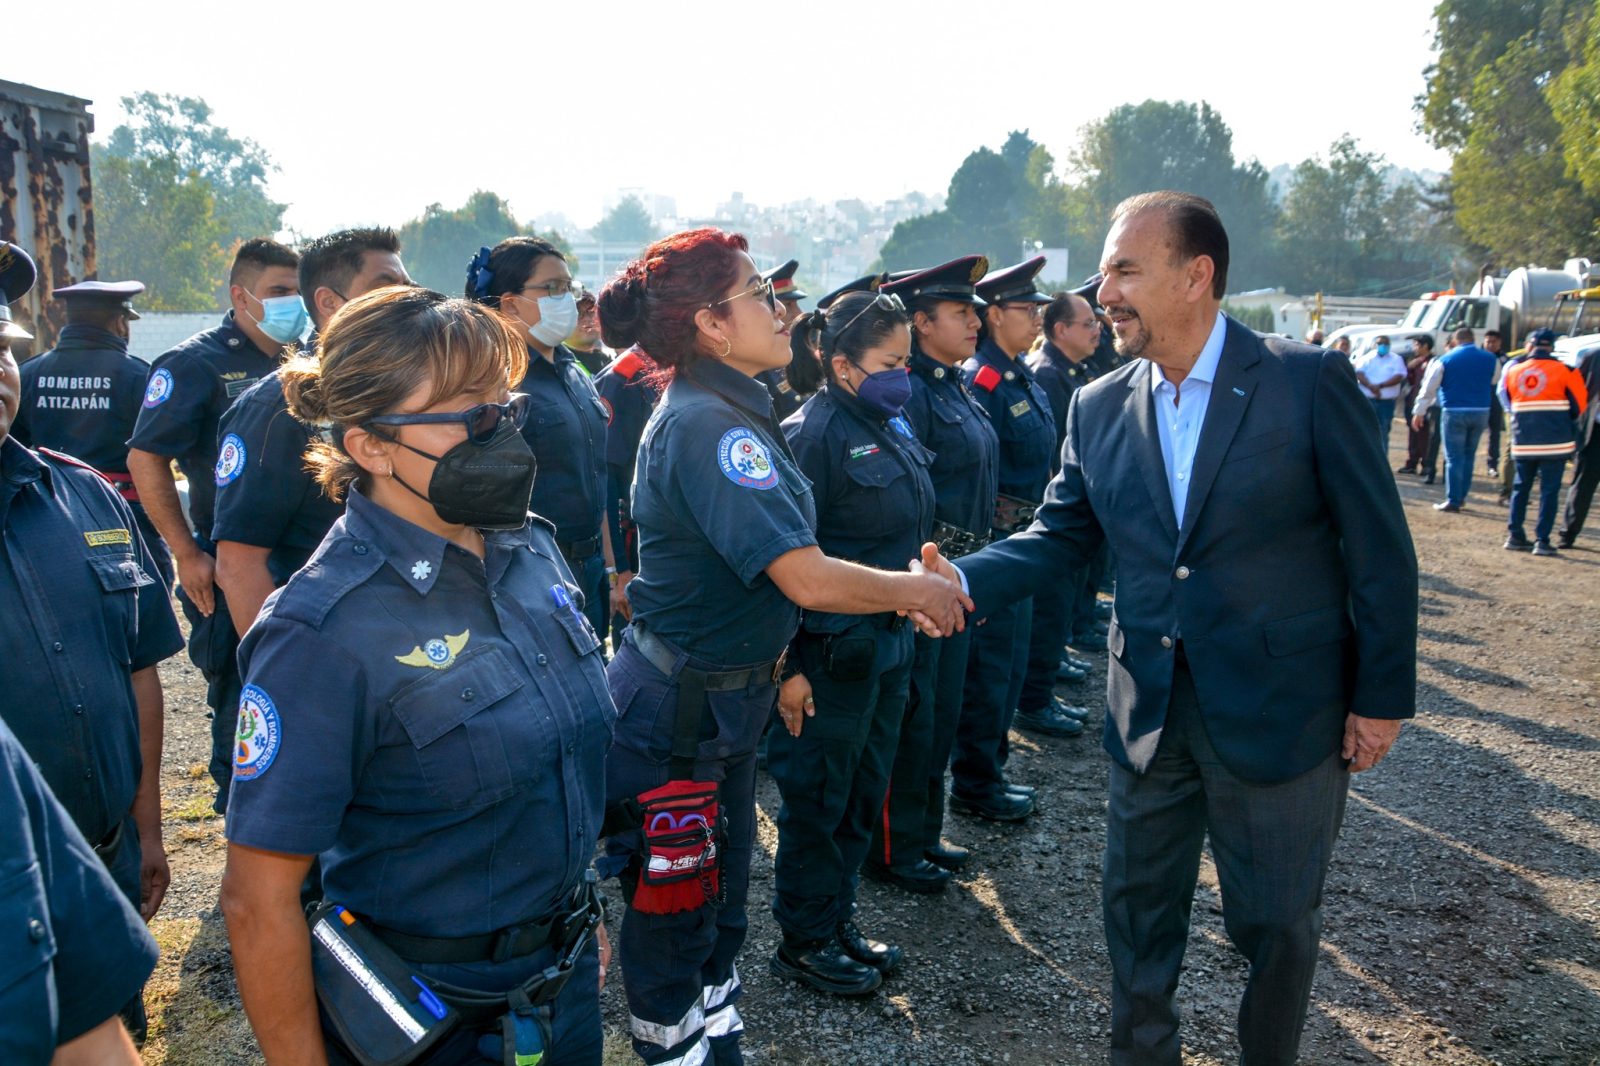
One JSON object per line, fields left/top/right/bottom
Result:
{"left": 596, "top": 229, "right": 969, "bottom": 1066}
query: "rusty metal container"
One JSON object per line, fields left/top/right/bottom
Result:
{"left": 0, "top": 79, "right": 95, "bottom": 355}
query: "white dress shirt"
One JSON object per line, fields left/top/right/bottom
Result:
{"left": 1151, "top": 312, "right": 1228, "bottom": 528}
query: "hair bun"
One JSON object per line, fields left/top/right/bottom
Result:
{"left": 598, "top": 266, "right": 648, "bottom": 351}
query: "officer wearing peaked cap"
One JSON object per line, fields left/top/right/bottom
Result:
{"left": 951, "top": 256, "right": 1078, "bottom": 822}
{"left": 759, "top": 260, "right": 812, "bottom": 419}
{"left": 0, "top": 242, "right": 36, "bottom": 341}
{"left": 867, "top": 256, "right": 1001, "bottom": 890}
{"left": 14, "top": 279, "right": 172, "bottom": 587}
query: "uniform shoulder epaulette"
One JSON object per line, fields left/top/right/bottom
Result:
{"left": 36, "top": 447, "right": 113, "bottom": 487}
{"left": 615, "top": 351, "right": 646, "bottom": 381}
{"left": 973, "top": 365, "right": 1002, "bottom": 392}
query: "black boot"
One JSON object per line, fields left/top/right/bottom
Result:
{"left": 862, "top": 857, "right": 951, "bottom": 894}
{"left": 925, "top": 841, "right": 970, "bottom": 871}
{"left": 770, "top": 936, "right": 882, "bottom": 995}
{"left": 837, "top": 919, "right": 903, "bottom": 975}
{"left": 950, "top": 788, "right": 1033, "bottom": 822}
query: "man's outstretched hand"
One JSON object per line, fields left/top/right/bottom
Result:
{"left": 901, "top": 543, "right": 975, "bottom": 637}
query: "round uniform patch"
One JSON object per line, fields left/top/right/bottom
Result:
{"left": 143, "top": 368, "right": 174, "bottom": 408}
{"left": 599, "top": 396, "right": 614, "bottom": 426}
{"left": 214, "top": 433, "right": 246, "bottom": 486}
{"left": 717, "top": 427, "right": 779, "bottom": 490}
{"left": 234, "top": 684, "right": 282, "bottom": 781}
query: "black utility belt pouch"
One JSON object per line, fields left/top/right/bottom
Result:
{"left": 307, "top": 902, "right": 460, "bottom": 1066}
{"left": 634, "top": 779, "right": 724, "bottom": 914}
{"left": 822, "top": 631, "right": 876, "bottom": 683}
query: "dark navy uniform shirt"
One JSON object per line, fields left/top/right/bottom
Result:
{"left": 126, "top": 312, "right": 281, "bottom": 541}
{"left": 516, "top": 345, "right": 607, "bottom": 548}
{"left": 225, "top": 489, "right": 614, "bottom": 937}
{"left": 594, "top": 349, "right": 659, "bottom": 571}
{"left": 905, "top": 349, "right": 1000, "bottom": 536}
{"left": 211, "top": 369, "right": 343, "bottom": 584}
{"left": 1024, "top": 340, "right": 1100, "bottom": 475}
{"left": 0, "top": 715, "right": 158, "bottom": 1061}
{"left": 0, "top": 439, "right": 183, "bottom": 843}
{"left": 13, "top": 325, "right": 150, "bottom": 474}
{"left": 962, "top": 339, "right": 1056, "bottom": 504}
{"left": 759, "top": 367, "right": 805, "bottom": 420}
{"left": 626, "top": 358, "right": 817, "bottom": 667}
{"left": 782, "top": 385, "right": 935, "bottom": 633}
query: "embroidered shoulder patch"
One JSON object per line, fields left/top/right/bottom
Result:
{"left": 214, "top": 433, "right": 246, "bottom": 485}
{"left": 717, "top": 427, "right": 779, "bottom": 489}
{"left": 973, "top": 365, "right": 1002, "bottom": 392}
{"left": 143, "top": 368, "right": 174, "bottom": 408}
{"left": 234, "top": 684, "right": 282, "bottom": 781}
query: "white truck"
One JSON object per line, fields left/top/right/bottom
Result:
{"left": 1327, "top": 258, "right": 1595, "bottom": 358}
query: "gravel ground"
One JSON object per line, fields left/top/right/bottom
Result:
{"left": 139, "top": 454, "right": 1599, "bottom": 1065}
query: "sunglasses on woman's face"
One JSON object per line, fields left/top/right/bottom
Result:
{"left": 365, "top": 393, "right": 531, "bottom": 445}
{"left": 709, "top": 278, "right": 777, "bottom": 312}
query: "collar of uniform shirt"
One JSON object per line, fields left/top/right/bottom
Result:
{"left": 1148, "top": 311, "right": 1227, "bottom": 402}
{"left": 343, "top": 487, "right": 456, "bottom": 595}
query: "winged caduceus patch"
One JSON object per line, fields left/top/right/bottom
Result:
{"left": 396, "top": 630, "right": 470, "bottom": 670}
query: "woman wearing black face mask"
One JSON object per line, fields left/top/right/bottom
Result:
{"left": 220, "top": 287, "right": 615, "bottom": 1066}
{"left": 766, "top": 289, "right": 936, "bottom": 992}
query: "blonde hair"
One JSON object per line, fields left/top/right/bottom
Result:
{"left": 281, "top": 286, "right": 528, "bottom": 501}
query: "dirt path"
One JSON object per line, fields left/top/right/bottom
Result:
{"left": 139, "top": 457, "right": 1600, "bottom": 1065}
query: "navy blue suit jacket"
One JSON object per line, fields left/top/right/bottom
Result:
{"left": 960, "top": 317, "right": 1418, "bottom": 783}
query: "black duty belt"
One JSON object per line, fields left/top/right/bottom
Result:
{"left": 557, "top": 535, "right": 602, "bottom": 565}
{"left": 628, "top": 621, "right": 784, "bottom": 780}
{"left": 931, "top": 520, "right": 991, "bottom": 559}
{"left": 363, "top": 875, "right": 601, "bottom": 966}
{"left": 102, "top": 471, "right": 140, "bottom": 504}
{"left": 992, "top": 492, "right": 1040, "bottom": 535}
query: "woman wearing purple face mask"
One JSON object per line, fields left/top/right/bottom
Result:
{"left": 764, "top": 288, "right": 937, "bottom": 992}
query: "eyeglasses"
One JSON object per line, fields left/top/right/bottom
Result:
{"left": 709, "top": 278, "right": 777, "bottom": 312}
{"left": 1003, "top": 303, "right": 1044, "bottom": 318}
{"left": 365, "top": 393, "right": 531, "bottom": 445}
{"left": 837, "top": 291, "right": 906, "bottom": 336}
{"left": 521, "top": 279, "right": 578, "bottom": 298}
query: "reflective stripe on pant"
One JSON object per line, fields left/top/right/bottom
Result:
{"left": 871, "top": 631, "right": 941, "bottom": 867}
{"left": 767, "top": 624, "right": 914, "bottom": 939}
{"left": 603, "top": 643, "right": 768, "bottom": 1065}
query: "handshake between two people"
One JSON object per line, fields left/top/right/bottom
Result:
{"left": 898, "top": 543, "right": 975, "bottom": 639}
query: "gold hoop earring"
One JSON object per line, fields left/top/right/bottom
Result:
{"left": 718, "top": 336, "right": 732, "bottom": 359}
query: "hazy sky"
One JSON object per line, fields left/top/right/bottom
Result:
{"left": 10, "top": 0, "right": 1448, "bottom": 237}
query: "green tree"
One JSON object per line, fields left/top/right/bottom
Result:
{"left": 1419, "top": 1, "right": 1600, "bottom": 258}
{"left": 593, "top": 194, "right": 656, "bottom": 248}
{"left": 92, "top": 92, "right": 287, "bottom": 309}
{"left": 1548, "top": 4, "right": 1600, "bottom": 202}
{"left": 1065, "top": 101, "right": 1278, "bottom": 289}
{"left": 396, "top": 191, "right": 572, "bottom": 294}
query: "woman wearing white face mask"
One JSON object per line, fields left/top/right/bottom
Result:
{"left": 468, "top": 238, "right": 615, "bottom": 641}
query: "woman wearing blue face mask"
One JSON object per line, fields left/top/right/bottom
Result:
{"left": 765, "top": 290, "right": 936, "bottom": 993}
{"left": 469, "top": 238, "right": 615, "bottom": 641}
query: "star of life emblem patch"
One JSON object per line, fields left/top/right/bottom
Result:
{"left": 234, "top": 684, "right": 282, "bottom": 781}
{"left": 396, "top": 630, "right": 470, "bottom": 670}
{"left": 717, "top": 427, "right": 779, "bottom": 490}
{"left": 411, "top": 559, "right": 433, "bottom": 582}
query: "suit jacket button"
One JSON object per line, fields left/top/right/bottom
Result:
{"left": 1161, "top": 636, "right": 1174, "bottom": 649}
{"left": 1175, "top": 566, "right": 1191, "bottom": 579}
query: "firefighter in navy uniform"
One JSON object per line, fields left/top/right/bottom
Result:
{"left": 767, "top": 290, "right": 934, "bottom": 991}
{"left": 212, "top": 227, "right": 411, "bottom": 643}
{"left": 595, "top": 345, "right": 661, "bottom": 648}
{"left": 127, "top": 238, "right": 304, "bottom": 814}
{"left": 568, "top": 286, "right": 610, "bottom": 377}
{"left": 757, "top": 259, "right": 810, "bottom": 419}
{"left": 866, "top": 256, "right": 999, "bottom": 890}
{"left": 0, "top": 242, "right": 185, "bottom": 1046}
{"left": 951, "top": 256, "right": 1072, "bottom": 824}
{"left": 13, "top": 279, "right": 171, "bottom": 586}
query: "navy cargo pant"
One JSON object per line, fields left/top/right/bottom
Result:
{"left": 1018, "top": 565, "right": 1079, "bottom": 715}
{"left": 951, "top": 595, "right": 1032, "bottom": 800}
{"left": 602, "top": 637, "right": 773, "bottom": 1066}
{"left": 176, "top": 563, "right": 242, "bottom": 814}
{"left": 767, "top": 621, "right": 913, "bottom": 938}
{"left": 870, "top": 625, "right": 970, "bottom": 866}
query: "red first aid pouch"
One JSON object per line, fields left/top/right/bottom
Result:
{"left": 632, "top": 779, "right": 723, "bottom": 915}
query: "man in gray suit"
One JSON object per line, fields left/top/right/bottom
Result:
{"left": 933, "top": 191, "right": 1418, "bottom": 1063}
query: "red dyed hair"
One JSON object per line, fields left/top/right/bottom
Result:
{"left": 597, "top": 228, "right": 749, "bottom": 375}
